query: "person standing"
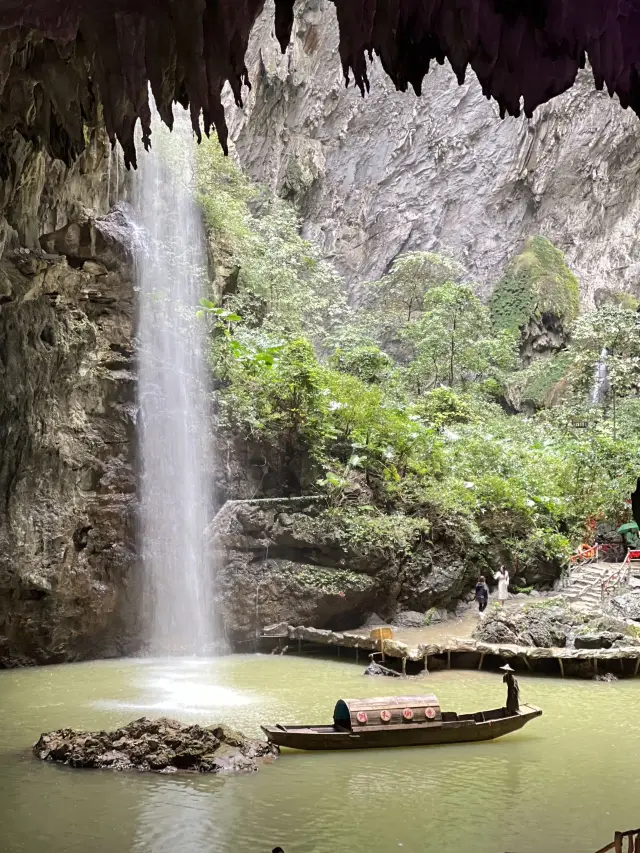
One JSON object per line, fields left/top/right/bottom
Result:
{"left": 474, "top": 576, "right": 489, "bottom": 614}
{"left": 494, "top": 566, "right": 510, "bottom": 606}
{"left": 500, "top": 663, "right": 520, "bottom": 715}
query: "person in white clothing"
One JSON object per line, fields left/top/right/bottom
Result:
{"left": 494, "top": 566, "right": 510, "bottom": 606}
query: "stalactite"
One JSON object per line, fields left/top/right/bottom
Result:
{"left": 1, "top": 0, "right": 640, "bottom": 167}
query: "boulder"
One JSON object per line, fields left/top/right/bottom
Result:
{"left": 33, "top": 717, "right": 278, "bottom": 773}
{"left": 611, "top": 591, "right": 640, "bottom": 622}
{"left": 574, "top": 632, "right": 625, "bottom": 650}
{"left": 392, "top": 610, "right": 426, "bottom": 628}
{"left": 473, "top": 603, "right": 571, "bottom": 647}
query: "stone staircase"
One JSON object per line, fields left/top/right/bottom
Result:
{"left": 561, "top": 561, "right": 613, "bottom": 612}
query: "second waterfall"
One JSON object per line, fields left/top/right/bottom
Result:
{"left": 135, "top": 112, "right": 215, "bottom": 655}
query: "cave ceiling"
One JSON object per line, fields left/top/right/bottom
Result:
{"left": 1, "top": 1, "right": 640, "bottom": 170}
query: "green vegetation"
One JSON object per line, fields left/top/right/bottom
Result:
{"left": 195, "top": 136, "right": 345, "bottom": 342}
{"left": 291, "top": 566, "right": 374, "bottom": 596}
{"left": 195, "top": 141, "right": 640, "bottom": 582}
{"left": 490, "top": 236, "right": 580, "bottom": 334}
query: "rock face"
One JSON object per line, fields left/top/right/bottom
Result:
{"left": 209, "top": 498, "right": 476, "bottom": 645}
{"left": 229, "top": 1, "right": 640, "bottom": 304}
{"left": 33, "top": 717, "right": 277, "bottom": 773}
{"left": 0, "top": 137, "right": 137, "bottom": 666}
{"left": 7, "top": 1, "right": 640, "bottom": 173}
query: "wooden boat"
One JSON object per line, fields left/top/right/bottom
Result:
{"left": 261, "top": 694, "right": 542, "bottom": 751}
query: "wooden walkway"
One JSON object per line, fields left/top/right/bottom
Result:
{"left": 263, "top": 624, "right": 640, "bottom": 679}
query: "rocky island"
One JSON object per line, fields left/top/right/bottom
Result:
{"left": 33, "top": 717, "right": 278, "bottom": 774}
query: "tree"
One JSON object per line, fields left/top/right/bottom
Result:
{"left": 329, "top": 343, "right": 393, "bottom": 383}
{"left": 405, "top": 282, "right": 518, "bottom": 392}
{"left": 372, "top": 252, "right": 464, "bottom": 322}
{"left": 357, "top": 252, "right": 465, "bottom": 354}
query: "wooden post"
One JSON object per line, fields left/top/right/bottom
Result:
{"left": 447, "top": 650, "right": 451, "bottom": 670}
{"left": 593, "top": 657, "right": 598, "bottom": 676}
{"left": 402, "top": 657, "right": 407, "bottom": 676}
{"left": 558, "top": 658, "right": 565, "bottom": 678}
{"left": 615, "top": 832, "right": 623, "bottom": 853}
{"left": 355, "top": 646, "right": 359, "bottom": 663}
{"left": 424, "top": 654, "right": 429, "bottom": 675}
{"left": 634, "top": 657, "right": 640, "bottom": 678}
{"left": 478, "top": 653, "right": 485, "bottom": 671}
{"left": 381, "top": 639, "right": 385, "bottom": 662}
{"left": 521, "top": 655, "right": 532, "bottom": 672}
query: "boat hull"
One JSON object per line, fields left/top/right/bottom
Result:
{"left": 261, "top": 705, "right": 542, "bottom": 751}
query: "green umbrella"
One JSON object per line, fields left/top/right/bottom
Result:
{"left": 618, "top": 522, "right": 640, "bottom": 534}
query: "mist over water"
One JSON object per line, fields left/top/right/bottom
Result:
{"left": 134, "top": 110, "right": 214, "bottom": 655}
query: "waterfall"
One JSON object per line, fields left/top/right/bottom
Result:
{"left": 134, "top": 110, "right": 214, "bottom": 655}
{"left": 591, "top": 346, "right": 610, "bottom": 405}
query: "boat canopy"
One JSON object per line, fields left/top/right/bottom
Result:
{"left": 333, "top": 695, "right": 442, "bottom": 731}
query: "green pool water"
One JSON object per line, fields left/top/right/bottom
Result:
{"left": 0, "top": 654, "right": 637, "bottom": 853}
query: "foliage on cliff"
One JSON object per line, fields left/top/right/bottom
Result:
{"left": 196, "top": 137, "right": 345, "bottom": 341}
{"left": 490, "top": 236, "right": 580, "bottom": 335}
{"left": 196, "top": 142, "right": 640, "bottom": 583}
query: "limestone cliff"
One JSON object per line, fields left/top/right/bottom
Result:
{"left": 0, "top": 135, "right": 136, "bottom": 666}
{"left": 228, "top": 0, "right": 640, "bottom": 304}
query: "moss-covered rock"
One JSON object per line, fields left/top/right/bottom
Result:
{"left": 490, "top": 237, "right": 580, "bottom": 338}
{"left": 507, "top": 350, "right": 574, "bottom": 410}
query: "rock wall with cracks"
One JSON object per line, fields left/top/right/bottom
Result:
{"left": 0, "top": 135, "right": 137, "bottom": 667}
{"left": 209, "top": 499, "right": 481, "bottom": 646}
{"left": 228, "top": 0, "right": 640, "bottom": 303}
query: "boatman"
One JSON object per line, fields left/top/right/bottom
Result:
{"left": 500, "top": 663, "right": 520, "bottom": 715}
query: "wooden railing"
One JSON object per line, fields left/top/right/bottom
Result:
{"left": 594, "top": 827, "right": 640, "bottom": 853}
{"left": 506, "top": 827, "right": 640, "bottom": 853}
{"left": 601, "top": 549, "right": 640, "bottom": 602}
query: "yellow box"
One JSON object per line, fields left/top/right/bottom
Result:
{"left": 369, "top": 626, "right": 394, "bottom": 642}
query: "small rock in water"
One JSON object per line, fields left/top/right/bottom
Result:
{"left": 364, "top": 661, "right": 400, "bottom": 677}
{"left": 33, "top": 717, "right": 278, "bottom": 773}
{"left": 593, "top": 672, "right": 618, "bottom": 682}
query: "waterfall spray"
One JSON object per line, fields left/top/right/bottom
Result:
{"left": 135, "top": 110, "right": 214, "bottom": 655}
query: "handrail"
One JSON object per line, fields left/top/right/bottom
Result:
{"left": 601, "top": 550, "right": 636, "bottom": 602}
{"left": 593, "top": 828, "right": 640, "bottom": 853}
{"left": 506, "top": 826, "right": 640, "bottom": 853}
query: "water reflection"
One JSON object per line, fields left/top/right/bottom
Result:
{"left": 95, "top": 659, "right": 253, "bottom": 719}
{"left": 132, "top": 776, "right": 229, "bottom": 853}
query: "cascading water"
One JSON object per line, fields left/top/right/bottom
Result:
{"left": 134, "top": 110, "right": 214, "bottom": 655}
{"left": 591, "top": 346, "right": 610, "bottom": 405}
